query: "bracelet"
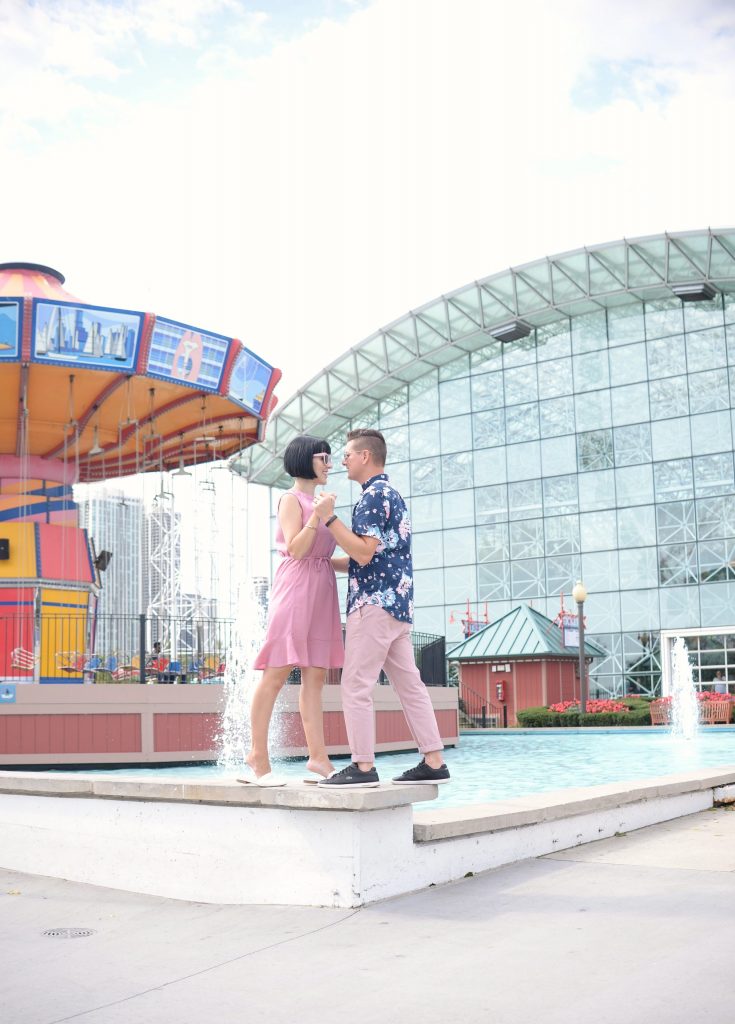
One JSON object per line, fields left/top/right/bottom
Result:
{"left": 325, "top": 514, "right": 337, "bottom": 527}
{"left": 305, "top": 524, "right": 317, "bottom": 531}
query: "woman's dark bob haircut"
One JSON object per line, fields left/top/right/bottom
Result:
{"left": 283, "top": 435, "right": 331, "bottom": 479}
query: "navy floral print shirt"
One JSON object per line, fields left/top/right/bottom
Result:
{"left": 347, "top": 473, "right": 413, "bottom": 623}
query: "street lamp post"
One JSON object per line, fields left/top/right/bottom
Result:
{"left": 572, "top": 580, "right": 588, "bottom": 715}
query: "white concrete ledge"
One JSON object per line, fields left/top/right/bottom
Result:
{"left": 714, "top": 782, "right": 735, "bottom": 803}
{"left": 0, "top": 771, "right": 430, "bottom": 811}
{"left": 413, "top": 768, "right": 735, "bottom": 841}
{"left": 1, "top": 766, "right": 735, "bottom": 908}
{"left": 0, "top": 772, "right": 432, "bottom": 908}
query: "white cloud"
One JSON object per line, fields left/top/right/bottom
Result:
{"left": 568, "top": 0, "right": 735, "bottom": 73}
{"left": 2, "top": 0, "right": 734, "bottom": 408}
{"left": 135, "top": 0, "right": 241, "bottom": 47}
{"left": 0, "top": 0, "right": 241, "bottom": 114}
{"left": 4, "top": 1, "right": 175, "bottom": 74}
{"left": 195, "top": 11, "right": 270, "bottom": 71}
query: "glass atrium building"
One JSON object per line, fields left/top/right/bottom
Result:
{"left": 239, "top": 230, "right": 735, "bottom": 696}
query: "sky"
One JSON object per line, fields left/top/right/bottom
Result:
{"left": 4, "top": 0, "right": 735, "bottom": 589}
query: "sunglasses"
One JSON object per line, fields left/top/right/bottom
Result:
{"left": 313, "top": 452, "right": 333, "bottom": 466}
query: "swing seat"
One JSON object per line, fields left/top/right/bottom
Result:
{"left": 11, "top": 647, "right": 36, "bottom": 671}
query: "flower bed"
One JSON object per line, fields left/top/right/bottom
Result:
{"left": 650, "top": 692, "right": 734, "bottom": 725}
{"left": 549, "top": 699, "right": 628, "bottom": 714}
{"left": 517, "top": 696, "right": 652, "bottom": 728}
{"left": 654, "top": 692, "right": 735, "bottom": 704}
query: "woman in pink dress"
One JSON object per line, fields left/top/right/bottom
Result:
{"left": 243, "top": 435, "right": 345, "bottom": 786}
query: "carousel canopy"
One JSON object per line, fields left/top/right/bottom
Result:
{"left": 0, "top": 263, "right": 280, "bottom": 482}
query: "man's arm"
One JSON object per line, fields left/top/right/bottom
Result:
{"left": 327, "top": 518, "right": 380, "bottom": 566}
{"left": 313, "top": 492, "right": 379, "bottom": 566}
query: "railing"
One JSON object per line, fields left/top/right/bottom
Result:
{"left": 288, "top": 630, "right": 447, "bottom": 687}
{"left": 0, "top": 612, "right": 448, "bottom": 688}
{"left": 138, "top": 622, "right": 444, "bottom": 686}
{"left": 412, "top": 632, "right": 447, "bottom": 686}
{"left": 0, "top": 612, "right": 234, "bottom": 685}
{"left": 459, "top": 682, "right": 504, "bottom": 728}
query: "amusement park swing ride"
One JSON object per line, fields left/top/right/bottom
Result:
{"left": 0, "top": 261, "right": 282, "bottom": 764}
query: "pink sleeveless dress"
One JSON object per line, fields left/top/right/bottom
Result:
{"left": 253, "top": 489, "right": 344, "bottom": 669}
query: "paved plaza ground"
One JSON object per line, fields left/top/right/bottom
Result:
{"left": 3, "top": 805, "right": 735, "bottom": 1024}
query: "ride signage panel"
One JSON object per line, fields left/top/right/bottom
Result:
{"left": 32, "top": 300, "right": 142, "bottom": 371}
{"left": 563, "top": 625, "right": 580, "bottom": 648}
{"left": 0, "top": 299, "right": 21, "bottom": 360}
{"left": 558, "top": 609, "right": 580, "bottom": 648}
{"left": 227, "top": 347, "right": 274, "bottom": 416}
{"left": 146, "top": 317, "right": 230, "bottom": 392}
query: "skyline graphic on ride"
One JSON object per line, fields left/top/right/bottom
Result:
{"left": 0, "top": 301, "right": 20, "bottom": 358}
{"left": 227, "top": 347, "right": 273, "bottom": 415}
{"left": 33, "top": 300, "right": 142, "bottom": 371}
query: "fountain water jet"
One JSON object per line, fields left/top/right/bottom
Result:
{"left": 217, "top": 582, "right": 273, "bottom": 769}
{"left": 670, "top": 636, "right": 699, "bottom": 741}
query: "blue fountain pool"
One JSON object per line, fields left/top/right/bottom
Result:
{"left": 80, "top": 729, "right": 735, "bottom": 810}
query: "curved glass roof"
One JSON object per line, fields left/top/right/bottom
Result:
{"left": 234, "top": 228, "right": 735, "bottom": 487}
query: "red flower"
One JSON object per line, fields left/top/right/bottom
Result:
{"left": 548, "top": 699, "right": 628, "bottom": 714}
{"left": 653, "top": 692, "right": 734, "bottom": 705}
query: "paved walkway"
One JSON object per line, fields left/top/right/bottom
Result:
{"left": 3, "top": 806, "right": 735, "bottom": 1024}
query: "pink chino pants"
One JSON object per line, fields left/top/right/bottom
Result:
{"left": 342, "top": 604, "right": 444, "bottom": 763}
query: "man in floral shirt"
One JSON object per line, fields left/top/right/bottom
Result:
{"left": 313, "top": 428, "right": 450, "bottom": 788}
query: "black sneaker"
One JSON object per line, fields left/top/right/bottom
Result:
{"left": 392, "top": 759, "right": 450, "bottom": 785}
{"left": 318, "top": 762, "right": 380, "bottom": 788}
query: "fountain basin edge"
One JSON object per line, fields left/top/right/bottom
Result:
{"left": 0, "top": 767, "right": 733, "bottom": 908}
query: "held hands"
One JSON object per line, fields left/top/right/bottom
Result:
{"left": 313, "top": 491, "right": 336, "bottom": 520}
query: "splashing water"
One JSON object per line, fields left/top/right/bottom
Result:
{"left": 217, "top": 585, "right": 274, "bottom": 770}
{"left": 670, "top": 635, "right": 699, "bottom": 741}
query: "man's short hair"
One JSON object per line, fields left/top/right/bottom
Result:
{"left": 347, "top": 428, "right": 387, "bottom": 467}
{"left": 283, "top": 434, "right": 331, "bottom": 479}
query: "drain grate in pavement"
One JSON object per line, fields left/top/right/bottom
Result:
{"left": 43, "top": 928, "right": 96, "bottom": 939}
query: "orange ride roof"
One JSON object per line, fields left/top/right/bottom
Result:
{"left": 0, "top": 263, "right": 281, "bottom": 481}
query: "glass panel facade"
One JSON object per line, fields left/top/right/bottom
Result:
{"left": 399, "top": 289, "right": 735, "bottom": 693}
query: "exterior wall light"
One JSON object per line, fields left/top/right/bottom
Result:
{"left": 488, "top": 319, "right": 532, "bottom": 343}
{"left": 671, "top": 282, "right": 717, "bottom": 302}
